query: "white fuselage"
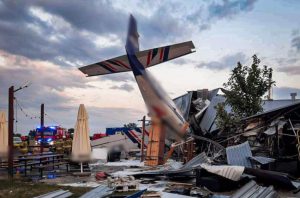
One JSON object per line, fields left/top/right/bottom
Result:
{"left": 134, "top": 69, "right": 186, "bottom": 137}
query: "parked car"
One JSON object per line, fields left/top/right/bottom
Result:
{"left": 13, "top": 137, "right": 22, "bottom": 147}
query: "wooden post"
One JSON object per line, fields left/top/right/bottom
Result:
{"left": 8, "top": 86, "right": 14, "bottom": 178}
{"left": 140, "top": 116, "right": 146, "bottom": 162}
{"left": 40, "top": 104, "right": 44, "bottom": 153}
{"left": 145, "top": 117, "right": 165, "bottom": 166}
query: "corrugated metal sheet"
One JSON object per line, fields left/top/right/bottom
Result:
{"left": 34, "top": 190, "right": 72, "bottom": 198}
{"left": 226, "top": 141, "right": 253, "bottom": 168}
{"left": 125, "top": 189, "right": 147, "bottom": 198}
{"left": 173, "top": 91, "right": 193, "bottom": 120}
{"left": 226, "top": 142, "right": 275, "bottom": 167}
{"left": 199, "top": 95, "right": 230, "bottom": 133}
{"left": 231, "top": 180, "right": 278, "bottom": 198}
{"left": 245, "top": 100, "right": 300, "bottom": 120}
{"left": 262, "top": 99, "right": 300, "bottom": 112}
{"left": 198, "top": 94, "right": 299, "bottom": 133}
{"left": 80, "top": 185, "right": 114, "bottom": 198}
{"left": 200, "top": 164, "right": 244, "bottom": 181}
{"left": 248, "top": 156, "right": 275, "bottom": 165}
{"left": 208, "top": 88, "right": 221, "bottom": 100}
{"left": 181, "top": 152, "right": 210, "bottom": 169}
{"left": 133, "top": 152, "right": 209, "bottom": 177}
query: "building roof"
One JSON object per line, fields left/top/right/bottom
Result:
{"left": 173, "top": 90, "right": 300, "bottom": 134}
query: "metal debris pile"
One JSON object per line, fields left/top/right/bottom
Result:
{"left": 34, "top": 88, "right": 300, "bottom": 198}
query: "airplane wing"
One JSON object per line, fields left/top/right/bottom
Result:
{"left": 79, "top": 41, "right": 195, "bottom": 76}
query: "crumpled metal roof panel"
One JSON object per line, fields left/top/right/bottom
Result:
{"left": 231, "top": 180, "right": 278, "bottom": 198}
{"left": 173, "top": 91, "right": 193, "bottom": 120}
{"left": 226, "top": 141, "right": 253, "bottom": 168}
{"left": 199, "top": 95, "right": 231, "bottom": 133}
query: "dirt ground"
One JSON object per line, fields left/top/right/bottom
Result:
{"left": 0, "top": 179, "right": 91, "bottom": 198}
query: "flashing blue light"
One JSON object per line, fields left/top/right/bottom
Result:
{"left": 36, "top": 126, "right": 41, "bottom": 129}
{"left": 49, "top": 126, "right": 56, "bottom": 130}
{"left": 47, "top": 138, "right": 52, "bottom": 142}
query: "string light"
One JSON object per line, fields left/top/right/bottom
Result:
{"left": 15, "top": 97, "right": 62, "bottom": 126}
{"left": 15, "top": 98, "right": 40, "bottom": 120}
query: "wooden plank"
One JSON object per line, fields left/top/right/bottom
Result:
{"left": 145, "top": 117, "right": 165, "bottom": 166}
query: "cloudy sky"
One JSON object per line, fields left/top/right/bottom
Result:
{"left": 0, "top": 0, "right": 300, "bottom": 134}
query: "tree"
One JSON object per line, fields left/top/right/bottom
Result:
{"left": 216, "top": 55, "right": 275, "bottom": 132}
{"left": 124, "top": 123, "right": 137, "bottom": 129}
{"left": 14, "top": 133, "right": 22, "bottom": 137}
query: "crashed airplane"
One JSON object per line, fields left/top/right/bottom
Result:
{"left": 79, "top": 15, "right": 195, "bottom": 138}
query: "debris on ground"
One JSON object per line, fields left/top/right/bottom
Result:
{"left": 95, "top": 171, "right": 108, "bottom": 180}
{"left": 107, "top": 176, "right": 139, "bottom": 192}
{"left": 33, "top": 189, "right": 73, "bottom": 198}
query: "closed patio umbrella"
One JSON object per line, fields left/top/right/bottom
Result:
{"left": 0, "top": 111, "right": 8, "bottom": 159}
{"left": 72, "top": 104, "right": 91, "bottom": 173}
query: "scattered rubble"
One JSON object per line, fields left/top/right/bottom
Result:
{"left": 107, "top": 176, "right": 139, "bottom": 192}
{"left": 20, "top": 88, "right": 300, "bottom": 197}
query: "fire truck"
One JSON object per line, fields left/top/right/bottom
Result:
{"left": 35, "top": 126, "right": 69, "bottom": 145}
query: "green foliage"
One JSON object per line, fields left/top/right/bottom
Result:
{"left": 68, "top": 128, "right": 74, "bottom": 134}
{"left": 123, "top": 122, "right": 138, "bottom": 129}
{"left": 14, "top": 133, "right": 22, "bottom": 137}
{"left": 215, "top": 103, "right": 240, "bottom": 132}
{"left": 216, "top": 55, "right": 275, "bottom": 132}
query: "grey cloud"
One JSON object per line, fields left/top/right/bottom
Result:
{"left": 0, "top": 53, "right": 143, "bottom": 133}
{"left": 207, "top": 0, "right": 257, "bottom": 19}
{"left": 291, "top": 35, "right": 300, "bottom": 52}
{"left": 138, "top": 7, "right": 188, "bottom": 48}
{"left": 0, "top": 52, "right": 90, "bottom": 111}
{"left": 276, "top": 30, "right": 300, "bottom": 75}
{"left": 197, "top": 52, "right": 247, "bottom": 70}
{"left": 0, "top": 0, "right": 124, "bottom": 67}
{"left": 0, "top": 0, "right": 259, "bottom": 68}
{"left": 110, "top": 83, "right": 134, "bottom": 92}
{"left": 277, "top": 66, "right": 300, "bottom": 75}
{"left": 188, "top": 0, "right": 258, "bottom": 31}
{"left": 0, "top": 0, "right": 188, "bottom": 69}
{"left": 35, "top": 1, "right": 127, "bottom": 35}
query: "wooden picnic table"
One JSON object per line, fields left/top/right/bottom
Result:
{"left": 1, "top": 153, "right": 69, "bottom": 177}
{"left": 17, "top": 152, "right": 53, "bottom": 157}
{"left": 18, "top": 154, "right": 66, "bottom": 177}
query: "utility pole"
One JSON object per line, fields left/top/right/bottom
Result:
{"left": 140, "top": 116, "right": 146, "bottom": 162}
{"left": 8, "top": 82, "right": 30, "bottom": 177}
{"left": 40, "top": 104, "right": 44, "bottom": 154}
{"left": 8, "top": 86, "right": 14, "bottom": 178}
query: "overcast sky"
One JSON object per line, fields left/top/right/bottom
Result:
{"left": 0, "top": 0, "right": 300, "bottom": 134}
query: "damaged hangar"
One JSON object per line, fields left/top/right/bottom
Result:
{"left": 173, "top": 88, "right": 300, "bottom": 175}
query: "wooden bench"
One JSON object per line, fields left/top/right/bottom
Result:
{"left": 1, "top": 154, "right": 69, "bottom": 177}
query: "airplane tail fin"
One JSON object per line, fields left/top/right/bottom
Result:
{"left": 126, "top": 14, "right": 140, "bottom": 55}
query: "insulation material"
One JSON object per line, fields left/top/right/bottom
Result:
{"left": 91, "top": 148, "right": 108, "bottom": 162}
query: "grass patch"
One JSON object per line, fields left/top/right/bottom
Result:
{"left": 0, "top": 179, "right": 92, "bottom": 198}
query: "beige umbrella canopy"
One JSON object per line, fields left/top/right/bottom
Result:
{"left": 0, "top": 111, "right": 8, "bottom": 159}
{"left": 72, "top": 104, "right": 91, "bottom": 172}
